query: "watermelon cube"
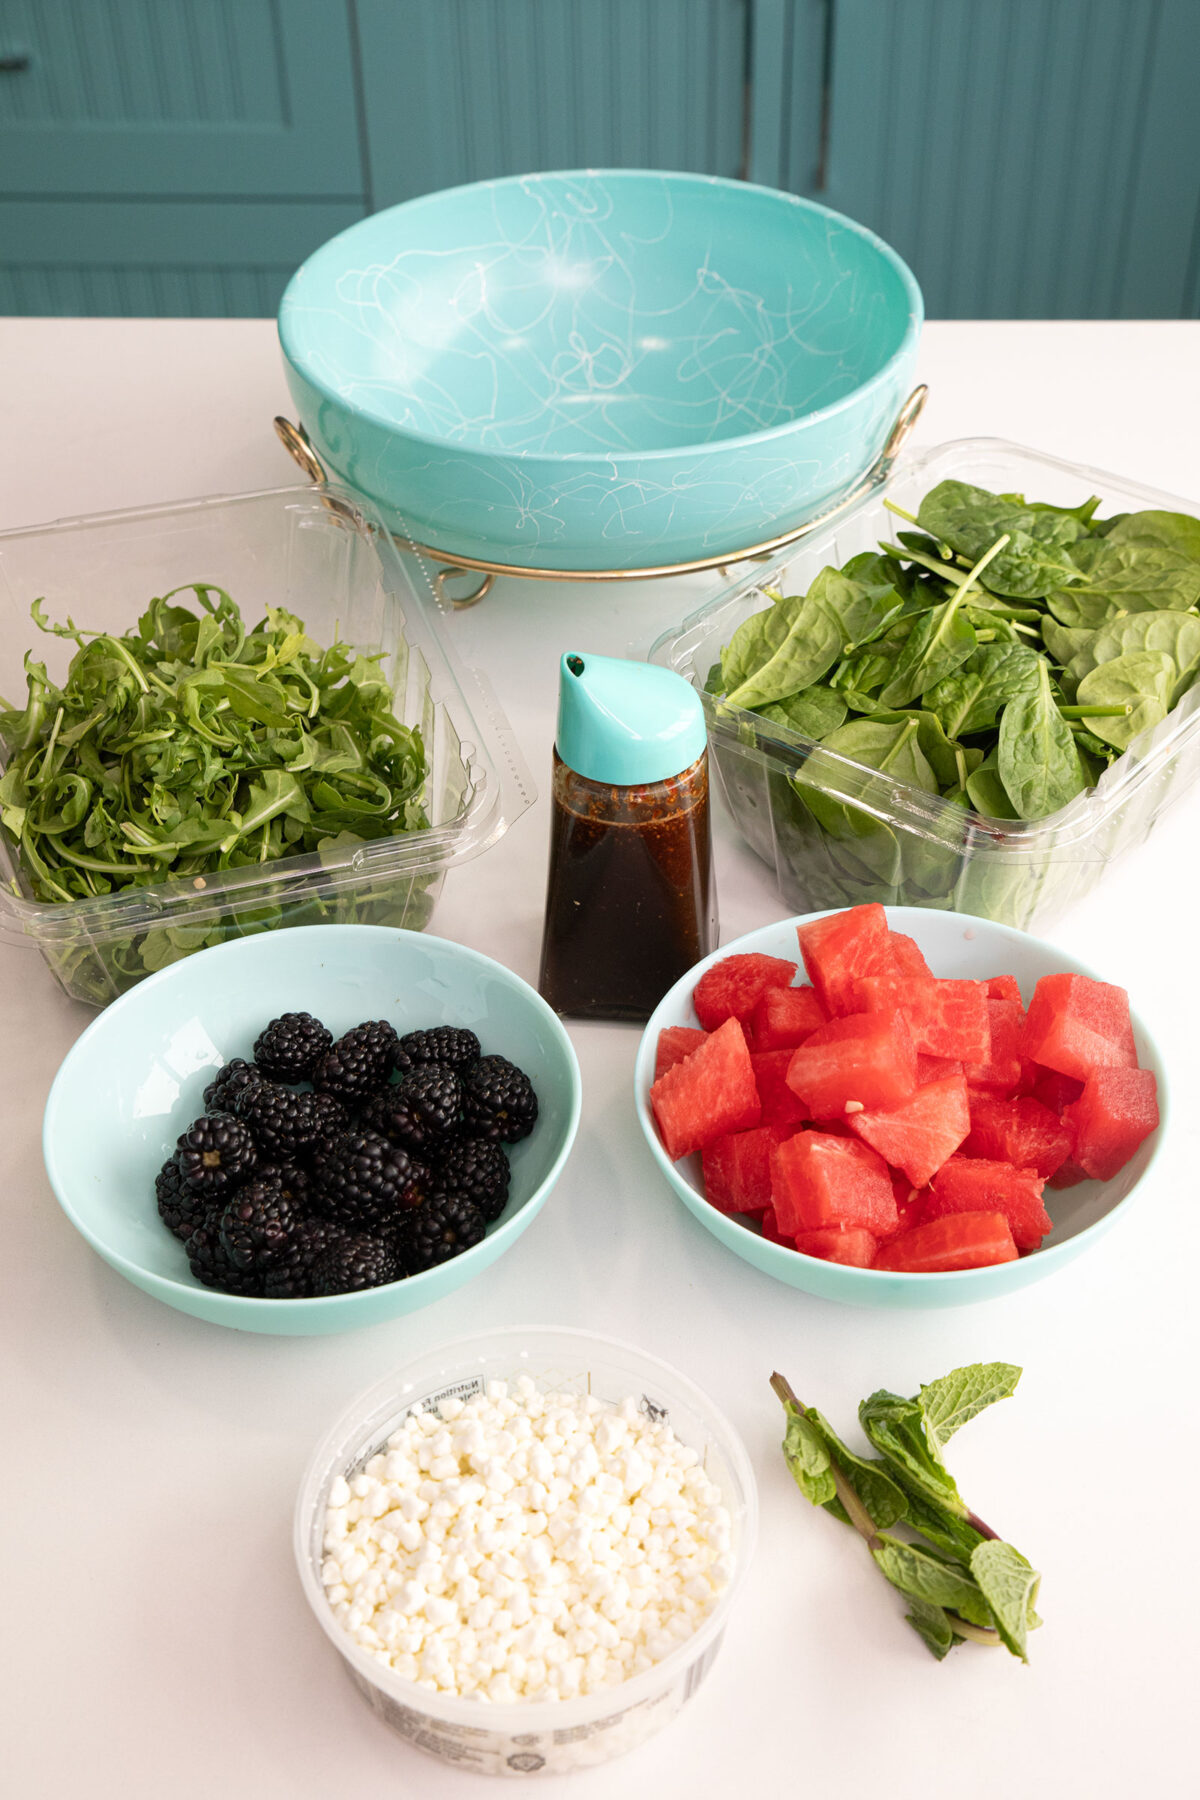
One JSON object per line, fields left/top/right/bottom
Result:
{"left": 917, "top": 1053, "right": 962, "bottom": 1083}
{"left": 796, "top": 904, "right": 893, "bottom": 1017}
{"left": 888, "top": 932, "right": 932, "bottom": 978}
{"left": 873, "top": 1212, "right": 1018, "bottom": 1273}
{"left": 963, "top": 1093, "right": 1073, "bottom": 1180}
{"left": 1047, "top": 1158, "right": 1089, "bottom": 1190}
{"left": 985, "top": 974, "right": 1023, "bottom": 1004}
{"left": 1063, "top": 1067, "right": 1159, "bottom": 1180}
{"left": 770, "top": 1132, "right": 898, "bottom": 1237}
{"left": 785, "top": 1009, "right": 918, "bottom": 1118}
{"left": 848, "top": 1074, "right": 971, "bottom": 1189}
{"left": 924, "top": 1156, "right": 1052, "bottom": 1251}
{"left": 761, "top": 1209, "right": 792, "bottom": 1247}
{"left": 749, "top": 983, "right": 827, "bottom": 1050}
{"left": 964, "top": 998, "right": 1024, "bottom": 1093}
{"left": 854, "top": 974, "right": 991, "bottom": 1063}
{"left": 650, "top": 1018, "right": 761, "bottom": 1160}
{"left": 1021, "top": 973, "right": 1137, "bottom": 1080}
{"left": 654, "top": 1025, "right": 708, "bottom": 1081}
{"left": 702, "top": 1125, "right": 791, "bottom": 1215}
{"left": 1031, "top": 1069, "right": 1085, "bottom": 1114}
{"left": 693, "top": 953, "right": 798, "bottom": 1031}
{"left": 751, "top": 1050, "right": 810, "bottom": 1128}
{"left": 793, "top": 1227, "right": 878, "bottom": 1267}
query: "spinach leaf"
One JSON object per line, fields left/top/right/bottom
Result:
{"left": 1106, "top": 508, "right": 1200, "bottom": 562}
{"left": 810, "top": 718, "right": 939, "bottom": 795}
{"left": 1074, "top": 651, "right": 1175, "bottom": 750}
{"left": 1089, "top": 611, "right": 1200, "bottom": 705}
{"left": 756, "top": 686, "right": 848, "bottom": 740}
{"left": 965, "top": 749, "right": 1019, "bottom": 819}
{"left": 877, "top": 593, "right": 977, "bottom": 708}
{"left": 1049, "top": 537, "right": 1200, "bottom": 623}
{"left": 722, "top": 571, "right": 890, "bottom": 710}
{"left": 997, "top": 662, "right": 1089, "bottom": 819}
{"left": 924, "top": 642, "right": 1042, "bottom": 737}
{"left": 917, "top": 480, "right": 1084, "bottom": 597}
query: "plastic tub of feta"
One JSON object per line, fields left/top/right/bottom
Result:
{"left": 295, "top": 1326, "right": 757, "bottom": 1775}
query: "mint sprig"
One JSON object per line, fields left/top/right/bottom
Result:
{"left": 771, "top": 1365, "right": 1041, "bottom": 1662}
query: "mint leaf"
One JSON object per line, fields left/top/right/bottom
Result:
{"left": 918, "top": 1363, "right": 1022, "bottom": 1452}
{"left": 971, "top": 1541, "right": 1042, "bottom": 1663}
{"left": 872, "top": 1537, "right": 996, "bottom": 1630}
{"left": 903, "top": 1597, "right": 962, "bottom": 1661}
{"left": 894, "top": 1483, "right": 990, "bottom": 1563}
{"left": 805, "top": 1408, "right": 908, "bottom": 1531}
{"left": 859, "top": 1390, "right": 965, "bottom": 1515}
{"left": 781, "top": 1407, "right": 838, "bottom": 1509}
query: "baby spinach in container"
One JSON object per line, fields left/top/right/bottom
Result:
{"left": 652, "top": 441, "right": 1200, "bottom": 931}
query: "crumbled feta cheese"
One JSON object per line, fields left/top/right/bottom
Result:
{"left": 321, "top": 1381, "right": 733, "bottom": 1701}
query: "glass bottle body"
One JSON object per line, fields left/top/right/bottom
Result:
{"left": 538, "top": 749, "right": 715, "bottom": 1022}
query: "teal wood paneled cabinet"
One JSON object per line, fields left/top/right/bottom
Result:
{"left": 2, "top": 0, "right": 1199, "bottom": 318}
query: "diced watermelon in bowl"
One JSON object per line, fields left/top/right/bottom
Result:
{"left": 633, "top": 906, "right": 1167, "bottom": 1310}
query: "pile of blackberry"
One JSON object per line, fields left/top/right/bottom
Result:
{"left": 154, "top": 1012, "right": 538, "bottom": 1299}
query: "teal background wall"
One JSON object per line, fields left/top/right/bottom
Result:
{"left": 2, "top": 0, "right": 1199, "bottom": 319}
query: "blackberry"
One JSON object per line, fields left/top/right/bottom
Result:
{"left": 253, "top": 1011, "right": 333, "bottom": 1083}
{"left": 262, "top": 1219, "right": 350, "bottom": 1299}
{"left": 155, "top": 1154, "right": 210, "bottom": 1242}
{"left": 308, "top": 1231, "right": 402, "bottom": 1296}
{"left": 461, "top": 1056, "right": 538, "bottom": 1144}
{"left": 399, "top": 1027, "right": 481, "bottom": 1073}
{"left": 313, "top": 1130, "right": 432, "bottom": 1231}
{"left": 257, "top": 1161, "right": 313, "bottom": 1212}
{"left": 307, "top": 1089, "right": 351, "bottom": 1158}
{"left": 185, "top": 1217, "right": 265, "bottom": 1296}
{"left": 312, "top": 1021, "right": 403, "bottom": 1107}
{"left": 435, "top": 1137, "right": 511, "bottom": 1224}
{"left": 235, "top": 1082, "right": 347, "bottom": 1162}
{"left": 203, "top": 1058, "right": 264, "bottom": 1115}
{"left": 218, "top": 1179, "right": 300, "bottom": 1272}
{"left": 176, "top": 1112, "right": 258, "bottom": 1197}
{"left": 361, "top": 1066, "right": 462, "bottom": 1158}
{"left": 400, "top": 1195, "right": 487, "bottom": 1273}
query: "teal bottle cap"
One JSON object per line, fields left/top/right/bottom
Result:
{"left": 556, "top": 652, "right": 707, "bottom": 786}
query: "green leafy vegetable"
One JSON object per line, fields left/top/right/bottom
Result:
{"left": 773, "top": 1364, "right": 1040, "bottom": 1662}
{"left": 996, "top": 660, "right": 1090, "bottom": 819}
{"left": 0, "top": 587, "right": 437, "bottom": 1000}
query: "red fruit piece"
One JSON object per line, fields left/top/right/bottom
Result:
{"left": 1031, "top": 1069, "right": 1085, "bottom": 1114}
{"left": 848, "top": 1074, "right": 971, "bottom": 1189}
{"left": 770, "top": 1132, "right": 898, "bottom": 1237}
{"left": 963, "top": 1093, "right": 1073, "bottom": 1180}
{"left": 854, "top": 974, "right": 991, "bottom": 1063}
{"left": 761, "top": 1209, "right": 792, "bottom": 1247}
{"left": 889, "top": 932, "right": 932, "bottom": 978}
{"left": 1047, "top": 1159, "right": 1089, "bottom": 1190}
{"left": 785, "top": 1009, "right": 918, "bottom": 1119}
{"left": 751, "top": 1050, "right": 810, "bottom": 1128}
{"left": 924, "top": 1156, "right": 1052, "bottom": 1252}
{"left": 1063, "top": 1067, "right": 1159, "bottom": 1180}
{"left": 654, "top": 1026, "right": 708, "bottom": 1081}
{"left": 693, "top": 953, "right": 798, "bottom": 1031}
{"left": 918, "top": 1053, "right": 962, "bottom": 1083}
{"left": 750, "top": 984, "right": 827, "bottom": 1050}
{"left": 650, "top": 1018, "right": 761, "bottom": 1160}
{"left": 702, "top": 1125, "right": 792, "bottom": 1215}
{"left": 986, "top": 974, "right": 1023, "bottom": 1004}
{"left": 964, "top": 998, "right": 1024, "bottom": 1093}
{"left": 873, "top": 1213, "right": 1018, "bottom": 1273}
{"left": 793, "top": 1227, "right": 878, "bottom": 1267}
{"left": 796, "top": 904, "right": 893, "bottom": 1017}
{"left": 1021, "top": 973, "right": 1137, "bottom": 1081}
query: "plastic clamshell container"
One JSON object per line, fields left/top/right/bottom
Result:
{"left": 0, "top": 483, "right": 533, "bottom": 1004}
{"left": 650, "top": 438, "right": 1200, "bottom": 931}
{"left": 295, "top": 1327, "right": 757, "bottom": 1775}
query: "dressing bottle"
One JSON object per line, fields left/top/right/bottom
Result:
{"left": 538, "top": 652, "right": 716, "bottom": 1021}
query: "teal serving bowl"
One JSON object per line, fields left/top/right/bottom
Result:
{"left": 43, "top": 925, "right": 581, "bottom": 1335}
{"left": 279, "top": 170, "right": 921, "bottom": 571}
{"left": 633, "top": 909, "right": 1167, "bottom": 1309}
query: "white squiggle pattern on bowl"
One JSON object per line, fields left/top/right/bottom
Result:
{"left": 281, "top": 173, "right": 921, "bottom": 567}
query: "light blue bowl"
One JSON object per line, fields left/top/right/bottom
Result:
{"left": 633, "top": 909, "right": 1167, "bottom": 1309}
{"left": 279, "top": 170, "right": 922, "bottom": 571}
{"left": 43, "top": 925, "right": 581, "bottom": 1335}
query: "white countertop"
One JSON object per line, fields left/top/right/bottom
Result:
{"left": 2, "top": 319, "right": 1198, "bottom": 1798}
